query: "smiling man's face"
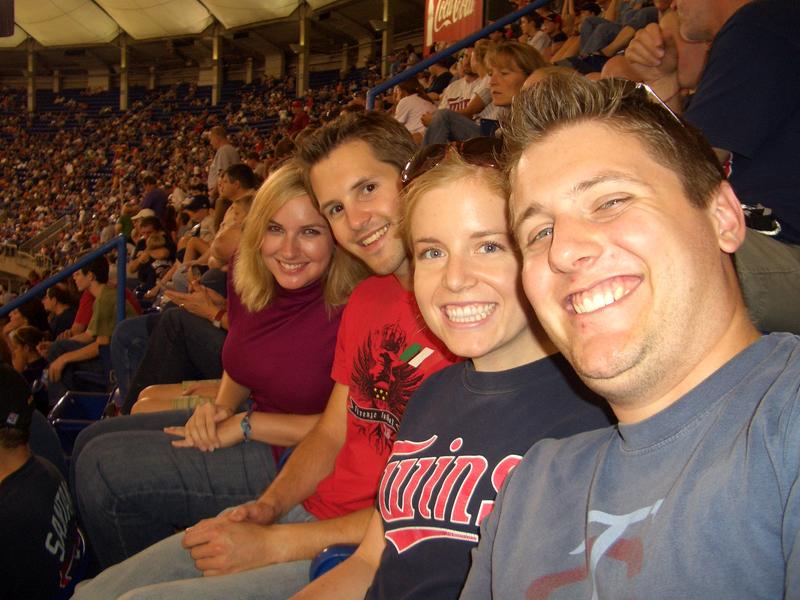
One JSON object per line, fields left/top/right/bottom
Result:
{"left": 511, "top": 120, "right": 726, "bottom": 404}
{"left": 309, "top": 139, "right": 408, "bottom": 280}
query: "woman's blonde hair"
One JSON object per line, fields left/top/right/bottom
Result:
{"left": 145, "top": 232, "right": 166, "bottom": 250}
{"left": 234, "top": 159, "right": 369, "bottom": 312}
{"left": 400, "top": 152, "right": 508, "bottom": 256}
{"left": 487, "top": 41, "right": 547, "bottom": 78}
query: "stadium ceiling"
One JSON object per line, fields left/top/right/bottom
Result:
{"left": 0, "top": 0, "right": 424, "bottom": 75}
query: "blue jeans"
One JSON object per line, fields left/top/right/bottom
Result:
{"left": 422, "top": 109, "right": 482, "bottom": 145}
{"left": 70, "top": 411, "right": 192, "bottom": 509}
{"left": 72, "top": 503, "right": 316, "bottom": 600}
{"left": 110, "top": 313, "right": 161, "bottom": 401}
{"left": 123, "top": 308, "right": 226, "bottom": 413}
{"left": 580, "top": 16, "right": 622, "bottom": 55}
{"left": 74, "top": 411, "right": 278, "bottom": 568}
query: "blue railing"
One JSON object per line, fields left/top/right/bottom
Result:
{"left": 0, "top": 235, "right": 128, "bottom": 324}
{"left": 367, "top": 0, "right": 549, "bottom": 110}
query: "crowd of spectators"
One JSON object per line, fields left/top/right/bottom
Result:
{"left": 1, "top": 0, "right": 799, "bottom": 596}
{"left": 0, "top": 68, "right": 384, "bottom": 283}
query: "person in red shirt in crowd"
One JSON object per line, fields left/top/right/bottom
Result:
{"left": 287, "top": 100, "right": 310, "bottom": 137}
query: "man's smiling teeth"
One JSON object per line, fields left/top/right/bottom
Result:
{"left": 279, "top": 261, "right": 305, "bottom": 272}
{"left": 361, "top": 224, "right": 389, "bottom": 246}
{"left": 571, "top": 280, "right": 631, "bottom": 314}
{"left": 444, "top": 303, "right": 497, "bottom": 323}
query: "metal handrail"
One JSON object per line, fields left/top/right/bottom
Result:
{"left": 366, "top": 0, "right": 548, "bottom": 110}
{"left": 0, "top": 235, "right": 128, "bottom": 324}
{"left": 19, "top": 215, "right": 70, "bottom": 252}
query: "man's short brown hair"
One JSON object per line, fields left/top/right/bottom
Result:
{"left": 505, "top": 74, "right": 725, "bottom": 212}
{"left": 297, "top": 111, "right": 416, "bottom": 205}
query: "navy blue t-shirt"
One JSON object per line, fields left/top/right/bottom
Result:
{"left": 365, "top": 354, "right": 613, "bottom": 599}
{"left": 684, "top": 0, "right": 800, "bottom": 243}
{"left": 0, "top": 456, "right": 80, "bottom": 600}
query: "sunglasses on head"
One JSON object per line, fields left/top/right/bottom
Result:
{"left": 400, "top": 137, "right": 504, "bottom": 187}
{"left": 633, "top": 81, "right": 682, "bottom": 124}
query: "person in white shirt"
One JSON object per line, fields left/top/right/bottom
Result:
{"left": 393, "top": 80, "right": 436, "bottom": 144}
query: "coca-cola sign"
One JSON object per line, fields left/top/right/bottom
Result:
{"left": 434, "top": 0, "right": 476, "bottom": 32}
{"left": 425, "top": 0, "right": 484, "bottom": 51}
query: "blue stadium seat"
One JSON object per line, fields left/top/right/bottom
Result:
{"left": 47, "top": 391, "right": 113, "bottom": 456}
{"left": 309, "top": 544, "right": 358, "bottom": 580}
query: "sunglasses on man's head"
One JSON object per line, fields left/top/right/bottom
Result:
{"left": 400, "top": 137, "right": 504, "bottom": 187}
{"left": 633, "top": 82, "right": 682, "bottom": 124}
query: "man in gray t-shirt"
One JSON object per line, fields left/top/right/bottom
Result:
{"left": 206, "top": 125, "right": 240, "bottom": 199}
{"left": 461, "top": 74, "right": 800, "bottom": 598}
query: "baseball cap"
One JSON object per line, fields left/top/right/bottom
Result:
{"left": 544, "top": 12, "right": 562, "bottom": 24}
{"left": 132, "top": 208, "right": 156, "bottom": 220}
{"left": 182, "top": 195, "right": 211, "bottom": 211}
{"left": 0, "top": 364, "right": 34, "bottom": 432}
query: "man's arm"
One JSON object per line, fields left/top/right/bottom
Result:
{"left": 182, "top": 506, "right": 374, "bottom": 576}
{"left": 253, "top": 382, "right": 349, "bottom": 518}
{"left": 180, "top": 383, "right": 379, "bottom": 575}
{"left": 58, "top": 322, "right": 87, "bottom": 340}
{"left": 68, "top": 329, "right": 95, "bottom": 344}
{"left": 456, "top": 93, "right": 487, "bottom": 119}
{"left": 604, "top": 0, "right": 622, "bottom": 26}
{"left": 624, "top": 23, "right": 682, "bottom": 113}
{"left": 184, "top": 236, "right": 210, "bottom": 264}
{"left": 48, "top": 336, "right": 106, "bottom": 382}
{"left": 209, "top": 226, "right": 242, "bottom": 268}
{"left": 291, "top": 509, "right": 386, "bottom": 599}
{"left": 126, "top": 249, "right": 150, "bottom": 276}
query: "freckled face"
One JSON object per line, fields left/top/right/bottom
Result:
{"left": 411, "top": 177, "right": 534, "bottom": 371}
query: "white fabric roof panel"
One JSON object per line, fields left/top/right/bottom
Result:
{"left": 4, "top": 0, "right": 345, "bottom": 48}
{"left": 96, "top": 0, "right": 213, "bottom": 40}
{"left": 14, "top": 0, "right": 119, "bottom": 46}
{"left": 202, "top": 0, "right": 300, "bottom": 29}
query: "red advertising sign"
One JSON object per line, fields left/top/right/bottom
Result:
{"left": 424, "top": 0, "right": 484, "bottom": 52}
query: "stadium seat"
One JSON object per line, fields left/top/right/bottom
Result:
{"left": 309, "top": 544, "right": 358, "bottom": 580}
{"left": 48, "top": 390, "right": 114, "bottom": 456}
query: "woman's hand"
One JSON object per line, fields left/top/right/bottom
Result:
{"left": 47, "top": 355, "right": 69, "bottom": 383}
{"left": 165, "top": 413, "right": 244, "bottom": 450}
{"left": 165, "top": 402, "right": 233, "bottom": 451}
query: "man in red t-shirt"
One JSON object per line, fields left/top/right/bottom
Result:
{"left": 287, "top": 100, "right": 310, "bottom": 138}
{"left": 75, "top": 113, "right": 459, "bottom": 598}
